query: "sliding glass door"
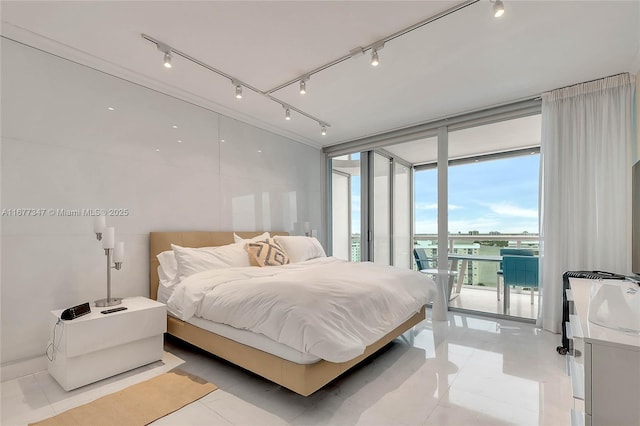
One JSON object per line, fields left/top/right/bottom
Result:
{"left": 372, "top": 152, "right": 391, "bottom": 265}
{"left": 326, "top": 99, "right": 542, "bottom": 322}
{"left": 331, "top": 154, "right": 362, "bottom": 261}
{"left": 330, "top": 151, "right": 412, "bottom": 268}
{"left": 331, "top": 170, "right": 350, "bottom": 261}
{"left": 393, "top": 161, "right": 412, "bottom": 269}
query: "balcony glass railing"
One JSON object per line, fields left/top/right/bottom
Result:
{"left": 413, "top": 234, "right": 539, "bottom": 289}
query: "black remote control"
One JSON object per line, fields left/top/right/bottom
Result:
{"left": 101, "top": 307, "right": 128, "bottom": 314}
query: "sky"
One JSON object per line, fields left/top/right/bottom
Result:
{"left": 351, "top": 154, "right": 540, "bottom": 235}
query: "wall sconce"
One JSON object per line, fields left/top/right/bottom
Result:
{"left": 93, "top": 216, "right": 124, "bottom": 307}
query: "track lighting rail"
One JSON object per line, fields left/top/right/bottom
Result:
{"left": 142, "top": 0, "right": 489, "bottom": 136}
{"left": 264, "top": 0, "right": 479, "bottom": 94}
{"left": 141, "top": 33, "right": 331, "bottom": 133}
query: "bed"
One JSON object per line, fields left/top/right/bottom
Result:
{"left": 149, "top": 231, "right": 432, "bottom": 396}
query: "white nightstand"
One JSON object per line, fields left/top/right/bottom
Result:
{"left": 47, "top": 297, "right": 166, "bottom": 391}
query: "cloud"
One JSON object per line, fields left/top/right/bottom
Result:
{"left": 415, "top": 203, "right": 461, "bottom": 211}
{"left": 489, "top": 202, "right": 537, "bottom": 218}
{"left": 414, "top": 219, "right": 438, "bottom": 234}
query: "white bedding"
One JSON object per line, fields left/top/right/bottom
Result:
{"left": 158, "top": 272, "right": 321, "bottom": 364}
{"left": 167, "top": 257, "right": 434, "bottom": 363}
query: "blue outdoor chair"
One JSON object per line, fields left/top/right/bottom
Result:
{"left": 413, "top": 248, "right": 438, "bottom": 273}
{"left": 502, "top": 254, "right": 539, "bottom": 305}
{"left": 496, "top": 248, "right": 534, "bottom": 301}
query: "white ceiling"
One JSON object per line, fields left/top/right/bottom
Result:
{"left": 2, "top": 1, "right": 639, "bottom": 149}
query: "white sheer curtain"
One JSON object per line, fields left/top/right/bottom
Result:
{"left": 539, "top": 73, "right": 635, "bottom": 333}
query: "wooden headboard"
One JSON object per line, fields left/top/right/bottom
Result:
{"left": 149, "top": 231, "right": 288, "bottom": 300}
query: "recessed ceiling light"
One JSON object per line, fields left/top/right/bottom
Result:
{"left": 107, "top": 107, "right": 115, "bottom": 111}
{"left": 172, "top": 125, "right": 178, "bottom": 129}
{"left": 258, "top": 149, "right": 262, "bottom": 153}
{"left": 177, "top": 140, "right": 183, "bottom": 143}
{"left": 155, "top": 148, "right": 160, "bottom": 152}
{"left": 220, "top": 139, "right": 225, "bottom": 143}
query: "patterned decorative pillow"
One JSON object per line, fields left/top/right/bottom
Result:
{"left": 245, "top": 238, "right": 290, "bottom": 267}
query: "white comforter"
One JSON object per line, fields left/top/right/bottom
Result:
{"left": 167, "top": 257, "right": 434, "bottom": 362}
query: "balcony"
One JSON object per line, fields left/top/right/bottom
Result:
{"left": 348, "top": 233, "right": 540, "bottom": 319}
{"left": 415, "top": 233, "right": 539, "bottom": 320}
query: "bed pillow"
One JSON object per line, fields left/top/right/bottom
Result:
{"left": 233, "top": 231, "right": 270, "bottom": 243}
{"left": 157, "top": 266, "right": 177, "bottom": 303}
{"left": 245, "top": 238, "right": 290, "bottom": 267}
{"left": 273, "top": 236, "right": 326, "bottom": 263}
{"left": 157, "top": 250, "right": 178, "bottom": 282}
{"left": 172, "top": 242, "right": 251, "bottom": 281}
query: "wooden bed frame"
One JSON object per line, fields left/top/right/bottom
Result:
{"left": 149, "top": 231, "right": 426, "bottom": 396}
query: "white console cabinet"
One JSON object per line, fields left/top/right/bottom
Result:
{"left": 48, "top": 297, "right": 166, "bottom": 391}
{"left": 567, "top": 278, "right": 640, "bottom": 426}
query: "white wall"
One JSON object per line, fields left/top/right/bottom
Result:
{"left": 0, "top": 39, "right": 323, "bottom": 368}
{"left": 636, "top": 69, "right": 639, "bottom": 162}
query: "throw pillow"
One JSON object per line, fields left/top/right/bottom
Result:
{"left": 245, "top": 238, "right": 290, "bottom": 267}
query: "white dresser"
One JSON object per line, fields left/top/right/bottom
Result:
{"left": 47, "top": 297, "right": 166, "bottom": 391}
{"left": 567, "top": 278, "right": 640, "bottom": 426}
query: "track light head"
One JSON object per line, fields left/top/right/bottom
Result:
{"left": 493, "top": 0, "right": 505, "bottom": 18}
{"left": 299, "top": 76, "right": 310, "bottom": 95}
{"left": 163, "top": 51, "right": 172, "bottom": 68}
{"left": 371, "top": 49, "right": 379, "bottom": 67}
{"left": 234, "top": 83, "right": 242, "bottom": 99}
{"left": 321, "top": 125, "right": 327, "bottom": 136}
{"left": 285, "top": 108, "right": 291, "bottom": 121}
{"left": 370, "top": 43, "right": 384, "bottom": 67}
{"left": 157, "top": 42, "right": 173, "bottom": 68}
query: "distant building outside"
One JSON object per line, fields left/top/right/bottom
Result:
{"left": 351, "top": 235, "right": 361, "bottom": 262}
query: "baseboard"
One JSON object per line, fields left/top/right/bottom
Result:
{"left": 1, "top": 355, "right": 47, "bottom": 382}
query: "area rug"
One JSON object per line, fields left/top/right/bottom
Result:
{"left": 30, "top": 369, "right": 217, "bottom": 426}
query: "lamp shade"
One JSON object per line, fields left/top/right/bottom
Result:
{"left": 93, "top": 215, "right": 106, "bottom": 233}
{"left": 102, "top": 227, "right": 115, "bottom": 249}
{"left": 114, "top": 242, "right": 124, "bottom": 262}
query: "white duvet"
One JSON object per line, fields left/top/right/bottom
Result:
{"left": 167, "top": 257, "right": 434, "bottom": 362}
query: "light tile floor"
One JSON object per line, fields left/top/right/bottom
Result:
{"left": 449, "top": 286, "right": 539, "bottom": 320}
{"left": 2, "top": 311, "right": 573, "bottom": 426}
